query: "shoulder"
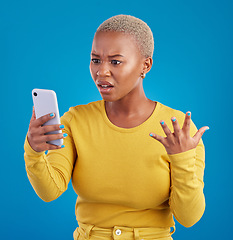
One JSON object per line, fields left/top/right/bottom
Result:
{"left": 71, "top": 99, "right": 102, "bottom": 116}
{"left": 158, "top": 101, "right": 186, "bottom": 120}
{"left": 61, "top": 100, "right": 103, "bottom": 123}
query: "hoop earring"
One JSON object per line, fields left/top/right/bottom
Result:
{"left": 97, "top": 71, "right": 99, "bottom": 76}
{"left": 141, "top": 72, "right": 146, "bottom": 79}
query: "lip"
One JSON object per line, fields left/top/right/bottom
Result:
{"left": 96, "top": 80, "right": 114, "bottom": 94}
{"left": 96, "top": 80, "right": 114, "bottom": 87}
{"left": 97, "top": 85, "right": 114, "bottom": 94}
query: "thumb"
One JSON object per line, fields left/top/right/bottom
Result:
{"left": 30, "top": 106, "right": 36, "bottom": 122}
{"left": 193, "top": 126, "right": 209, "bottom": 143}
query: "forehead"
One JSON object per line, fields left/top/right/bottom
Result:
{"left": 91, "top": 31, "right": 141, "bottom": 57}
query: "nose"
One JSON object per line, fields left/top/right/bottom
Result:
{"left": 96, "top": 61, "right": 111, "bottom": 77}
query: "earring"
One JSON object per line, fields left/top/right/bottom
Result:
{"left": 141, "top": 72, "right": 146, "bottom": 79}
{"left": 97, "top": 71, "right": 99, "bottom": 76}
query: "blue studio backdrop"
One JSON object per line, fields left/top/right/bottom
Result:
{"left": 1, "top": 0, "right": 232, "bottom": 239}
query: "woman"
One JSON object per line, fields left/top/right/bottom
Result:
{"left": 24, "top": 15, "right": 209, "bottom": 240}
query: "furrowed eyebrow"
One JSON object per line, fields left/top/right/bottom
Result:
{"left": 91, "top": 53, "right": 100, "bottom": 57}
{"left": 109, "top": 54, "right": 124, "bottom": 58}
{"left": 91, "top": 53, "right": 124, "bottom": 58}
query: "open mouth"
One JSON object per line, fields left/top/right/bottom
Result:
{"left": 98, "top": 84, "right": 114, "bottom": 89}
{"left": 97, "top": 84, "right": 114, "bottom": 93}
{"left": 96, "top": 80, "right": 114, "bottom": 93}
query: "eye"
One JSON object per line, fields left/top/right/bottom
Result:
{"left": 91, "top": 58, "right": 100, "bottom": 64}
{"left": 111, "top": 60, "right": 121, "bottom": 65}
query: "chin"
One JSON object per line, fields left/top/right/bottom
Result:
{"left": 100, "top": 93, "right": 117, "bottom": 102}
{"left": 100, "top": 90, "right": 128, "bottom": 103}
{"left": 101, "top": 96, "right": 114, "bottom": 102}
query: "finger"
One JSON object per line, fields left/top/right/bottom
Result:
{"left": 160, "top": 120, "right": 172, "bottom": 137}
{"left": 182, "top": 111, "right": 191, "bottom": 136}
{"left": 171, "top": 117, "right": 181, "bottom": 135}
{"left": 30, "top": 141, "right": 65, "bottom": 152}
{"left": 192, "top": 126, "right": 210, "bottom": 143}
{"left": 149, "top": 132, "right": 167, "bottom": 145}
{"left": 39, "top": 124, "right": 65, "bottom": 135}
{"left": 41, "top": 132, "right": 68, "bottom": 142}
{"left": 34, "top": 112, "right": 56, "bottom": 127}
{"left": 44, "top": 143, "right": 65, "bottom": 151}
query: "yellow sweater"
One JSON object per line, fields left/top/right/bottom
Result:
{"left": 24, "top": 100, "right": 205, "bottom": 229}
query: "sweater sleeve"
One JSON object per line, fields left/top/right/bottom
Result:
{"left": 167, "top": 119, "right": 206, "bottom": 227}
{"left": 24, "top": 110, "right": 77, "bottom": 202}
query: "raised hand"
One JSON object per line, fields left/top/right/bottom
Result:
{"left": 149, "top": 111, "right": 209, "bottom": 155}
{"left": 27, "top": 107, "right": 67, "bottom": 152}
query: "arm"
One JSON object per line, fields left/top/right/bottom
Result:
{"left": 24, "top": 111, "right": 76, "bottom": 202}
{"left": 168, "top": 135, "right": 205, "bottom": 227}
{"left": 149, "top": 111, "right": 208, "bottom": 227}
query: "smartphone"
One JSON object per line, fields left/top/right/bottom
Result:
{"left": 32, "top": 88, "right": 63, "bottom": 146}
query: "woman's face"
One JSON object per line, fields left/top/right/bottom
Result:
{"left": 90, "top": 31, "right": 148, "bottom": 102}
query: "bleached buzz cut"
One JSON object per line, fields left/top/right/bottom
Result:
{"left": 96, "top": 14, "right": 154, "bottom": 58}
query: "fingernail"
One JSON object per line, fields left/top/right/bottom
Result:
{"left": 149, "top": 133, "right": 153, "bottom": 137}
{"left": 61, "top": 145, "right": 65, "bottom": 148}
{"left": 187, "top": 112, "right": 191, "bottom": 116}
{"left": 160, "top": 121, "right": 164, "bottom": 125}
{"left": 63, "top": 133, "right": 68, "bottom": 137}
{"left": 205, "top": 127, "right": 210, "bottom": 132}
{"left": 50, "top": 113, "right": 54, "bottom": 117}
{"left": 172, "top": 117, "right": 176, "bottom": 122}
{"left": 59, "top": 125, "right": 64, "bottom": 129}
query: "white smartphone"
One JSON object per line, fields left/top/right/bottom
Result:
{"left": 32, "top": 88, "right": 63, "bottom": 146}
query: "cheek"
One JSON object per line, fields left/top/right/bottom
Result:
{"left": 90, "top": 63, "right": 96, "bottom": 80}
{"left": 119, "top": 62, "right": 141, "bottom": 79}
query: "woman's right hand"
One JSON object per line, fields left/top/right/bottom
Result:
{"left": 27, "top": 107, "right": 67, "bottom": 152}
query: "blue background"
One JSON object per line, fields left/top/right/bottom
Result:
{"left": 1, "top": 0, "right": 232, "bottom": 239}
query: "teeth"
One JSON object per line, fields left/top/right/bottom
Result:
{"left": 101, "top": 85, "right": 111, "bottom": 88}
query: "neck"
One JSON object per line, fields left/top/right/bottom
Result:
{"left": 105, "top": 86, "right": 152, "bottom": 118}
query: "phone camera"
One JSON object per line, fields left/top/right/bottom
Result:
{"left": 33, "top": 92, "right": 37, "bottom": 96}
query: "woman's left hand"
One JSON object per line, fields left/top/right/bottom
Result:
{"left": 149, "top": 112, "right": 209, "bottom": 155}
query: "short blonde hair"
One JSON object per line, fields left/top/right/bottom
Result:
{"left": 96, "top": 14, "right": 154, "bottom": 58}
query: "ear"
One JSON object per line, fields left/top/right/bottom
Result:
{"left": 142, "top": 57, "right": 153, "bottom": 74}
